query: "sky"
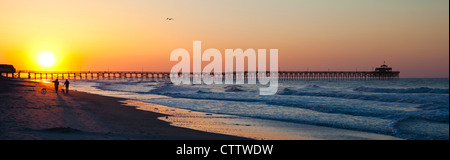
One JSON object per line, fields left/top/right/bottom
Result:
{"left": 0, "top": 0, "right": 448, "bottom": 78}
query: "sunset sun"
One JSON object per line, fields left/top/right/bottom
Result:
{"left": 38, "top": 51, "right": 56, "bottom": 67}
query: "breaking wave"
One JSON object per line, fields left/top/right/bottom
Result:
{"left": 354, "top": 86, "right": 449, "bottom": 94}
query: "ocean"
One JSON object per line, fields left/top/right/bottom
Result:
{"left": 68, "top": 78, "right": 449, "bottom": 140}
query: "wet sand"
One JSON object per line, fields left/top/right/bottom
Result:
{"left": 124, "top": 100, "right": 403, "bottom": 140}
{"left": 0, "top": 78, "right": 249, "bottom": 140}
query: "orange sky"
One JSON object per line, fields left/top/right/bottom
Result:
{"left": 0, "top": 0, "right": 448, "bottom": 78}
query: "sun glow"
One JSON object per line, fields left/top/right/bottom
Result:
{"left": 38, "top": 51, "right": 56, "bottom": 68}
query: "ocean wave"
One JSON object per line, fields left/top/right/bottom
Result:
{"left": 354, "top": 86, "right": 449, "bottom": 94}
{"left": 196, "top": 90, "right": 210, "bottom": 93}
{"left": 93, "top": 81, "right": 160, "bottom": 93}
{"left": 416, "top": 108, "right": 449, "bottom": 123}
{"left": 224, "top": 85, "right": 245, "bottom": 92}
{"left": 265, "top": 100, "right": 421, "bottom": 120}
{"left": 390, "top": 116, "right": 449, "bottom": 140}
{"left": 277, "top": 88, "right": 448, "bottom": 105}
{"left": 304, "top": 84, "right": 321, "bottom": 89}
{"left": 277, "top": 88, "right": 297, "bottom": 95}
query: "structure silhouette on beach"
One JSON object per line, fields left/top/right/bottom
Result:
{"left": 0, "top": 64, "right": 15, "bottom": 78}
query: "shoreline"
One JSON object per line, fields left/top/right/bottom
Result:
{"left": 123, "top": 100, "right": 403, "bottom": 140}
{"left": 0, "top": 78, "right": 249, "bottom": 140}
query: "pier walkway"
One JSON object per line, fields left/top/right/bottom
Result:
{"left": 2, "top": 70, "right": 399, "bottom": 80}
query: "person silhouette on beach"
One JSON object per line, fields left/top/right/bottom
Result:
{"left": 64, "top": 79, "right": 70, "bottom": 94}
{"left": 52, "top": 79, "right": 59, "bottom": 93}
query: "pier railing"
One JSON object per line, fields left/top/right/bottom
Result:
{"left": 1, "top": 70, "right": 400, "bottom": 80}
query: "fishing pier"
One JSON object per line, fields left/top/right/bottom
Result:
{"left": 1, "top": 63, "right": 399, "bottom": 80}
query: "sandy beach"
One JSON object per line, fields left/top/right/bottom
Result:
{"left": 0, "top": 78, "right": 249, "bottom": 140}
